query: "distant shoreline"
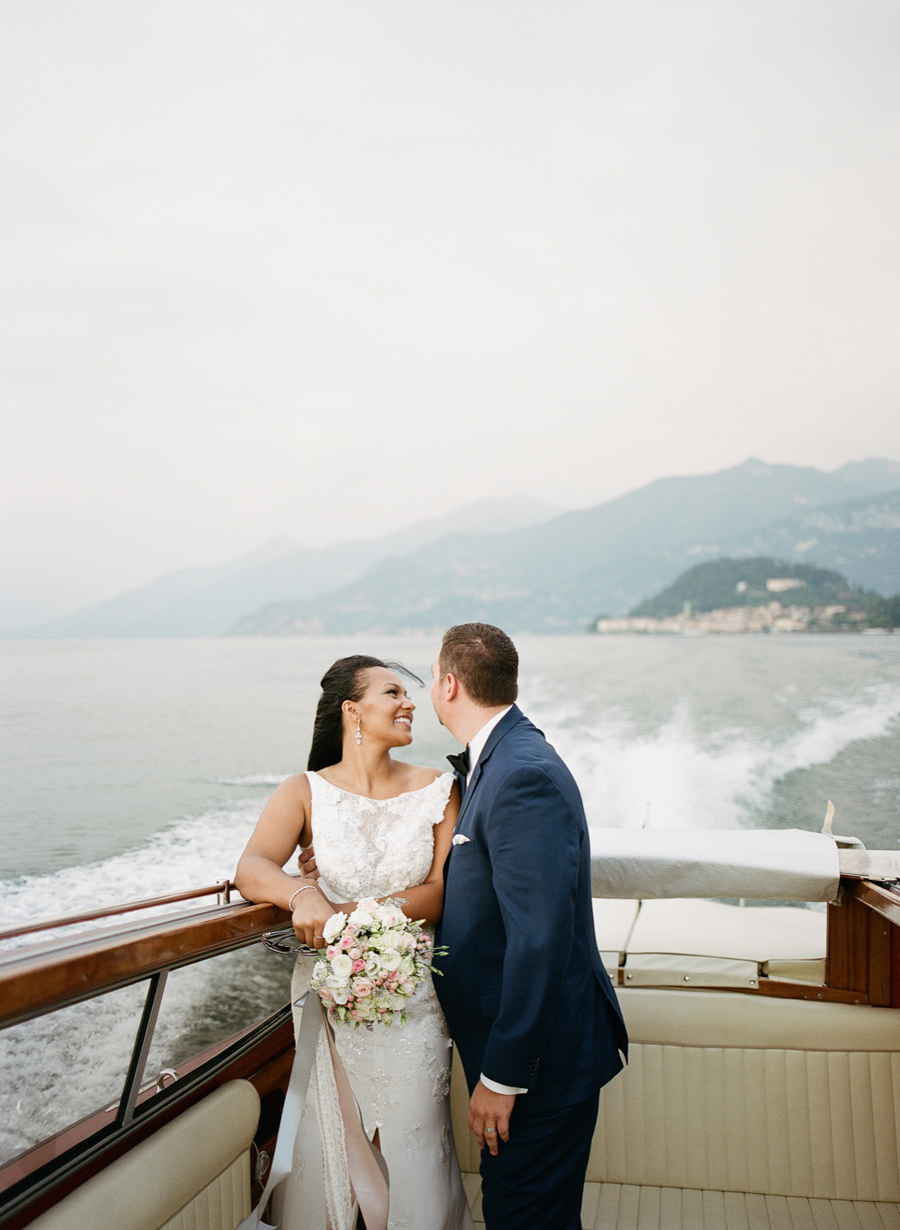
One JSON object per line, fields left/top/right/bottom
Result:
{"left": 594, "top": 604, "right": 894, "bottom": 636}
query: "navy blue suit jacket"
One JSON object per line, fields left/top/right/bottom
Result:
{"left": 434, "top": 706, "right": 627, "bottom": 1115}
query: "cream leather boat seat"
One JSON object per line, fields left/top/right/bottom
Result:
{"left": 29, "top": 1079, "right": 260, "bottom": 1230}
{"left": 453, "top": 988, "right": 900, "bottom": 1229}
{"left": 593, "top": 896, "right": 828, "bottom": 987}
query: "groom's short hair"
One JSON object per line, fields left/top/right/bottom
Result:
{"left": 440, "top": 623, "right": 518, "bottom": 707}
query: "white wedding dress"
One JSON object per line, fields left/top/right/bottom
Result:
{"left": 278, "top": 770, "right": 474, "bottom": 1230}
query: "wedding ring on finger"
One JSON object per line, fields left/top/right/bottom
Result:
{"left": 485, "top": 1128, "right": 497, "bottom": 1135}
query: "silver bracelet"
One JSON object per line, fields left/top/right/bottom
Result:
{"left": 288, "top": 884, "right": 319, "bottom": 912}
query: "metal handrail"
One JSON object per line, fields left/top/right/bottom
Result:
{"left": 0, "top": 881, "right": 234, "bottom": 943}
{"left": 0, "top": 895, "right": 291, "bottom": 1029}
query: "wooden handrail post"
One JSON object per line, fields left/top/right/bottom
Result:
{"left": 826, "top": 879, "right": 899, "bottom": 1006}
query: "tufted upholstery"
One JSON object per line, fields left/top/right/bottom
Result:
{"left": 594, "top": 990, "right": 900, "bottom": 1202}
{"left": 578, "top": 1184, "right": 900, "bottom": 1230}
{"left": 30, "top": 1080, "right": 259, "bottom": 1230}
{"left": 590, "top": 1043, "right": 900, "bottom": 1200}
{"left": 158, "top": 1154, "right": 251, "bottom": 1230}
{"left": 452, "top": 988, "right": 900, "bottom": 1205}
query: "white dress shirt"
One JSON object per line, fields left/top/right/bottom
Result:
{"left": 460, "top": 706, "right": 528, "bottom": 1097}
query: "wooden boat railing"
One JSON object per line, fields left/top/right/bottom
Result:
{"left": 0, "top": 881, "right": 234, "bottom": 944}
{"left": 0, "top": 889, "right": 294, "bottom": 1230}
{"left": 1, "top": 871, "right": 898, "bottom": 1229}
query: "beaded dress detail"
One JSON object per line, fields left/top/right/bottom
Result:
{"left": 279, "top": 771, "right": 474, "bottom": 1230}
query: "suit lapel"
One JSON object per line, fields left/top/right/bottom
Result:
{"left": 452, "top": 705, "right": 523, "bottom": 833}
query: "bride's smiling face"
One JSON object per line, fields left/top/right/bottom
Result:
{"left": 347, "top": 668, "right": 415, "bottom": 747}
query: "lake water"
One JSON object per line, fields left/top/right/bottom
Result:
{"left": 2, "top": 634, "right": 899, "bottom": 1164}
{"left": 2, "top": 634, "right": 900, "bottom": 923}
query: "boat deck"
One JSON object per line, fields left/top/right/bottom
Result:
{"left": 464, "top": 1178, "right": 900, "bottom": 1230}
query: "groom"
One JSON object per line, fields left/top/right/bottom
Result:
{"left": 431, "top": 623, "right": 627, "bottom": 1230}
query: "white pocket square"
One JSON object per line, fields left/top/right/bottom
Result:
{"left": 451, "top": 833, "right": 471, "bottom": 845}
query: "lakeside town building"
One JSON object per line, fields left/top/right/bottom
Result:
{"left": 595, "top": 600, "right": 871, "bottom": 635}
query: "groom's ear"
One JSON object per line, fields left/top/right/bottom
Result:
{"left": 443, "top": 673, "right": 460, "bottom": 701}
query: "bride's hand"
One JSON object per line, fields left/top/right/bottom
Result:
{"left": 297, "top": 844, "right": 319, "bottom": 880}
{"left": 291, "top": 879, "right": 333, "bottom": 948}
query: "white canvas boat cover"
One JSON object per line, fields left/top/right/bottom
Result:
{"left": 588, "top": 827, "right": 840, "bottom": 901}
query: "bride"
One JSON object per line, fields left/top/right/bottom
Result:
{"left": 235, "top": 654, "right": 474, "bottom": 1230}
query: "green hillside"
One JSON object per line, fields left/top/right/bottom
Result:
{"left": 628, "top": 558, "right": 875, "bottom": 618}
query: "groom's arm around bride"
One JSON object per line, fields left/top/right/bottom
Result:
{"left": 431, "top": 623, "right": 628, "bottom": 1230}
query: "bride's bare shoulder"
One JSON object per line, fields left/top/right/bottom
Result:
{"left": 395, "top": 762, "right": 450, "bottom": 790}
{"left": 274, "top": 772, "right": 312, "bottom": 800}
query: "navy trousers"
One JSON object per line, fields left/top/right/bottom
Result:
{"left": 478, "top": 1090, "right": 601, "bottom": 1230}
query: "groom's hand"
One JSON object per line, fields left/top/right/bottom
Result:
{"left": 297, "top": 844, "right": 320, "bottom": 880}
{"left": 468, "top": 1082, "right": 515, "bottom": 1156}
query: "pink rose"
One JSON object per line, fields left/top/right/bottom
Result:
{"left": 340, "top": 936, "right": 353, "bottom": 949}
{"left": 326, "top": 945, "right": 337, "bottom": 959}
{"left": 352, "top": 959, "right": 366, "bottom": 973}
{"left": 345, "top": 923, "right": 359, "bottom": 937}
{"left": 351, "top": 977, "right": 373, "bottom": 998}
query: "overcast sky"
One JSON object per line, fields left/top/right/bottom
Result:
{"left": 3, "top": 0, "right": 899, "bottom": 628}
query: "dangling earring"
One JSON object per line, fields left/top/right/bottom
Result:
{"left": 355, "top": 716, "right": 362, "bottom": 745}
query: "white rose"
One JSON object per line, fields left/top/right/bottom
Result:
{"left": 379, "top": 910, "right": 404, "bottom": 929}
{"left": 331, "top": 953, "right": 353, "bottom": 979}
{"left": 332, "top": 986, "right": 350, "bottom": 1005}
{"left": 349, "top": 908, "right": 374, "bottom": 928}
{"left": 382, "top": 950, "right": 402, "bottom": 971}
{"left": 323, "top": 912, "right": 348, "bottom": 943}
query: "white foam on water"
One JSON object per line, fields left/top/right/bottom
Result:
{"left": 535, "top": 685, "right": 900, "bottom": 831}
{"left": 3, "top": 679, "right": 899, "bottom": 1166}
{"left": 0, "top": 801, "right": 263, "bottom": 934}
{"left": 0, "top": 984, "right": 148, "bottom": 1163}
{"left": 0, "top": 798, "right": 292, "bottom": 1167}
{"left": 218, "top": 772, "right": 291, "bottom": 787}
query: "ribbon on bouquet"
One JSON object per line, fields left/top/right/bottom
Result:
{"left": 237, "top": 993, "right": 389, "bottom": 1230}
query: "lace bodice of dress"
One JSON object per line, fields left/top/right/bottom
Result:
{"left": 306, "top": 771, "right": 454, "bottom": 903}
{"left": 286, "top": 768, "right": 473, "bottom": 1230}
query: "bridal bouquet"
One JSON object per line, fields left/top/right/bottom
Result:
{"left": 309, "top": 897, "right": 445, "bottom": 1027}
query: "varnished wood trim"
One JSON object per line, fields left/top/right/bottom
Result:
{"left": 825, "top": 892, "right": 870, "bottom": 992}
{"left": 753, "top": 980, "right": 868, "bottom": 1005}
{"left": 0, "top": 882, "right": 233, "bottom": 943}
{"left": 0, "top": 1014, "right": 293, "bottom": 1199}
{"left": 868, "top": 907, "right": 893, "bottom": 1007}
{"left": 848, "top": 878, "right": 900, "bottom": 928}
{"left": 0, "top": 1011, "right": 295, "bottom": 1229}
{"left": 0, "top": 900, "right": 291, "bottom": 1028}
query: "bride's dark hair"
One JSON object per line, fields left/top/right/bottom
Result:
{"left": 307, "top": 656, "right": 385, "bottom": 772}
{"left": 306, "top": 655, "right": 424, "bottom": 772}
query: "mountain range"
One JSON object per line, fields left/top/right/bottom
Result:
{"left": 230, "top": 458, "right": 900, "bottom": 636}
{"left": 17, "top": 458, "right": 900, "bottom": 638}
{"left": 15, "top": 497, "right": 558, "bottom": 638}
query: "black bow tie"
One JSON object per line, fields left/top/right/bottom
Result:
{"left": 447, "top": 747, "right": 470, "bottom": 776}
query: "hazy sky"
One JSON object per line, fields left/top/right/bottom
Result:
{"left": 3, "top": 1, "right": 899, "bottom": 627}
